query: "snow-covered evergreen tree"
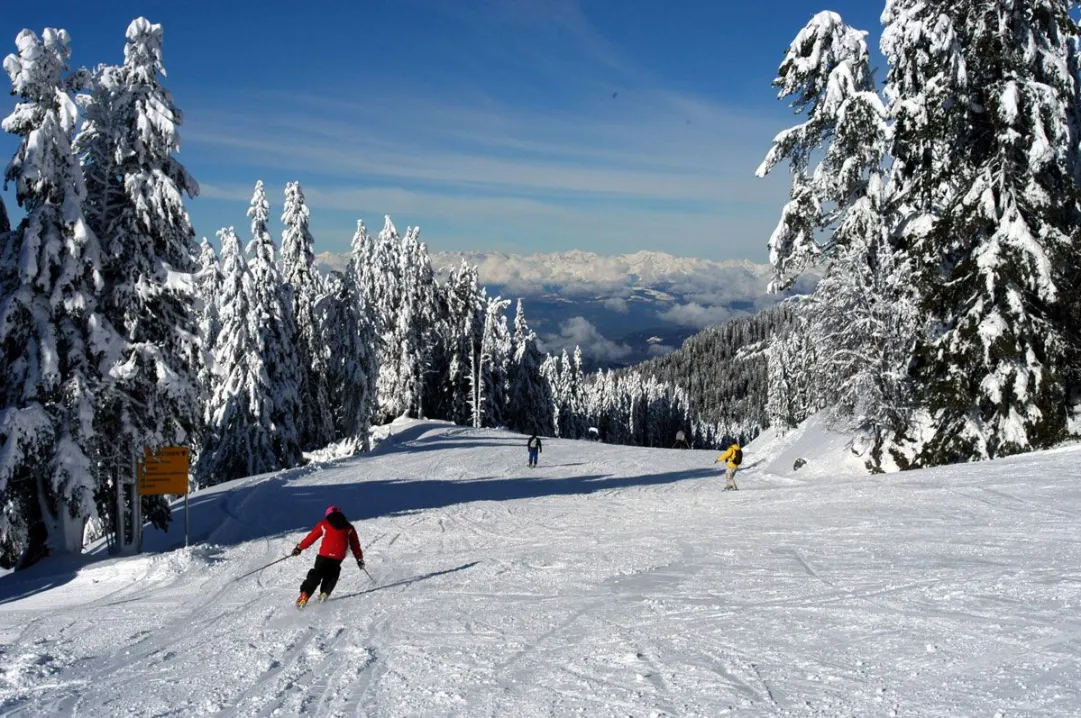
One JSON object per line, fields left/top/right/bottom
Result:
{"left": 467, "top": 339, "right": 488, "bottom": 429}
{"left": 434, "top": 261, "right": 486, "bottom": 425}
{"left": 538, "top": 353, "right": 562, "bottom": 436}
{"left": 882, "top": 0, "right": 1081, "bottom": 463}
{"left": 316, "top": 270, "right": 360, "bottom": 444}
{"left": 804, "top": 175, "right": 919, "bottom": 447}
{"left": 193, "top": 238, "right": 222, "bottom": 422}
{"left": 198, "top": 228, "right": 263, "bottom": 484}
{"left": 756, "top": 10, "right": 885, "bottom": 292}
{"left": 332, "top": 220, "right": 379, "bottom": 447}
{"left": 757, "top": 8, "right": 924, "bottom": 462}
{"left": 0, "top": 28, "right": 113, "bottom": 563}
{"left": 557, "top": 347, "right": 588, "bottom": 439}
{"left": 244, "top": 181, "right": 302, "bottom": 469}
{"left": 75, "top": 17, "right": 201, "bottom": 528}
{"left": 765, "top": 319, "right": 815, "bottom": 432}
{"left": 507, "top": 299, "right": 553, "bottom": 435}
{"left": 280, "top": 181, "right": 332, "bottom": 450}
{"left": 367, "top": 217, "right": 400, "bottom": 421}
{"left": 480, "top": 295, "right": 512, "bottom": 427}
{"left": 375, "top": 221, "right": 437, "bottom": 422}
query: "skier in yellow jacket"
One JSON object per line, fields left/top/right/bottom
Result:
{"left": 714, "top": 443, "right": 743, "bottom": 490}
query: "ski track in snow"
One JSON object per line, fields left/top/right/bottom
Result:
{"left": 1, "top": 421, "right": 1080, "bottom": 717}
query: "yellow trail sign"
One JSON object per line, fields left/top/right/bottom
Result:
{"left": 138, "top": 447, "right": 190, "bottom": 496}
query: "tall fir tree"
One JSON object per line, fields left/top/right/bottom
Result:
{"left": 370, "top": 216, "right": 401, "bottom": 422}
{"left": 756, "top": 10, "right": 884, "bottom": 292}
{"left": 336, "top": 221, "right": 380, "bottom": 448}
{"left": 435, "top": 261, "right": 486, "bottom": 426}
{"left": 376, "top": 222, "right": 437, "bottom": 422}
{"left": 0, "top": 28, "right": 114, "bottom": 563}
{"left": 883, "top": 0, "right": 1081, "bottom": 462}
{"left": 198, "top": 228, "right": 264, "bottom": 484}
{"left": 507, "top": 299, "right": 553, "bottom": 436}
{"left": 805, "top": 175, "right": 920, "bottom": 447}
{"left": 75, "top": 17, "right": 201, "bottom": 528}
{"left": 759, "top": 9, "right": 920, "bottom": 460}
{"left": 480, "top": 295, "right": 512, "bottom": 427}
{"left": 280, "top": 181, "right": 332, "bottom": 450}
{"left": 245, "top": 181, "right": 302, "bottom": 469}
{"left": 193, "top": 238, "right": 222, "bottom": 434}
{"left": 538, "top": 353, "right": 562, "bottom": 436}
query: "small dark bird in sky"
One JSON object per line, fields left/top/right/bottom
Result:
{"left": 612, "top": 91, "right": 618, "bottom": 99}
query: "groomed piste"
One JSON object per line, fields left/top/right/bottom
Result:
{"left": 1, "top": 418, "right": 1079, "bottom": 717}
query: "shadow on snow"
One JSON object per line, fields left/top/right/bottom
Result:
{"left": 333, "top": 561, "right": 481, "bottom": 601}
{"left": 0, "top": 438, "right": 715, "bottom": 602}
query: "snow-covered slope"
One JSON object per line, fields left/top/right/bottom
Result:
{"left": 1, "top": 419, "right": 1079, "bottom": 716}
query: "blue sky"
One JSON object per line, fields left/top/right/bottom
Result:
{"left": 1, "top": 0, "right": 883, "bottom": 261}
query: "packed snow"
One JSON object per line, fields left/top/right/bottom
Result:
{"left": 1, "top": 418, "right": 1079, "bottom": 716}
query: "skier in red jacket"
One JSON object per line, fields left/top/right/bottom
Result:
{"left": 291, "top": 506, "right": 365, "bottom": 607}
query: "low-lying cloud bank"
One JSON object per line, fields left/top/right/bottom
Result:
{"left": 317, "top": 249, "right": 817, "bottom": 366}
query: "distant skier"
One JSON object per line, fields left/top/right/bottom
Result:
{"left": 714, "top": 443, "right": 743, "bottom": 490}
{"left": 291, "top": 505, "right": 365, "bottom": 607}
{"left": 673, "top": 430, "right": 690, "bottom": 449}
{"left": 527, "top": 433, "right": 543, "bottom": 468}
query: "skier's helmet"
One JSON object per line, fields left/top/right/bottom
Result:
{"left": 325, "top": 505, "right": 341, "bottom": 517}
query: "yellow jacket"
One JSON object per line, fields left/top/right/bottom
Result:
{"left": 715, "top": 444, "right": 741, "bottom": 470}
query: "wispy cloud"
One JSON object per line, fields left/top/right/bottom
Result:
{"left": 183, "top": 0, "right": 790, "bottom": 260}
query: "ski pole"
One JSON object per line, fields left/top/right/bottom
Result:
{"left": 362, "top": 567, "right": 374, "bottom": 582}
{"left": 234, "top": 554, "right": 292, "bottom": 581}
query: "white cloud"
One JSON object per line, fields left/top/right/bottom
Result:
{"left": 658, "top": 302, "right": 738, "bottom": 329}
{"left": 603, "top": 297, "right": 629, "bottom": 313}
{"left": 538, "top": 316, "right": 633, "bottom": 362}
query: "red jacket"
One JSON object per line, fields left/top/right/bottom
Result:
{"left": 299, "top": 513, "right": 363, "bottom": 561}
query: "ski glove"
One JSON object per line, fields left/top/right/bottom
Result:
{"left": 291, "top": 546, "right": 302, "bottom": 557}
{"left": 357, "top": 558, "right": 365, "bottom": 569}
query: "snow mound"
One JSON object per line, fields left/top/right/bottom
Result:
{"left": 747, "top": 413, "right": 871, "bottom": 481}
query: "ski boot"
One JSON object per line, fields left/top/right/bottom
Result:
{"left": 318, "top": 592, "right": 329, "bottom": 603}
{"left": 295, "top": 592, "right": 310, "bottom": 609}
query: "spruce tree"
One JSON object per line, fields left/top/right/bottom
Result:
{"left": 883, "top": 0, "right": 1081, "bottom": 462}
{"left": 437, "top": 261, "right": 486, "bottom": 425}
{"left": 759, "top": 9, "right": 920, "bottom": 458}
{"left": 245, "top": 181, "right": 302, "bottom": 469}
{"left": 280, "top": 181, "right": 332, "bottom": 449}
{"left": 480, "top": 296, "right": 511, "bottom": 427}
{"left": 376, "top": 222, "right": 437, "bottom": 422}
{"left": 507, "top": 299, "right": 553, "bottom": 435}
{"left": 0, "top": 28, "right": 114, "bottom": 561}
{"left": 315, "top": 271, "right": 353, "bottom": 442}
{"left": 75, "top": 17, "right": 201, "bottom": 528}
{"left": 194, "top": 238, "right": 222, "bottom": 432}
{"left": 335, "top": 220, "right": 379, "bottom": 447}
{"left": 756, "top": 10, "right": 884, "bottom": 292}
{"left": 198, "top": 228, "right": 263, "bottom": 483}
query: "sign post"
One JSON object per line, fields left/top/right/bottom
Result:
{"left": 138, "top": 447, "right": 192, "bottom": 548}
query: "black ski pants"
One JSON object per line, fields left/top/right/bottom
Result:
{"left": 300, "top": 554, "right": 343, "bottom": 597}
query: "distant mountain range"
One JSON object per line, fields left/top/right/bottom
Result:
{"left": 316, "top": 249, "right": 817, "bottom": 369}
